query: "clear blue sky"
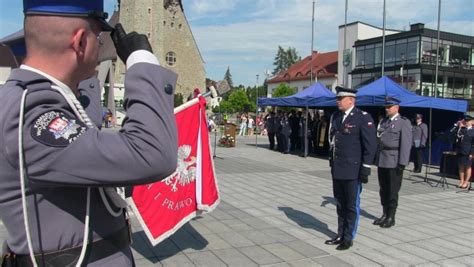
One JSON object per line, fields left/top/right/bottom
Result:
{"left": 1, "top": 0, "right": 473, "bottom": 86}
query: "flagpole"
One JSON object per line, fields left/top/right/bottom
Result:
{"left": 304, "top": 0, "right": 315, "bottom": 158}
{"left": 381, "top": 0, "right": 386, "bottom": 78}
{"left": 343, "top": 0, "right": 348, "bottom": 87}
{"left": 310, "top": 0, "right": 315, "bottom": 85}
{"left": 426, "top": 0, "right": 442, "bottom": 182}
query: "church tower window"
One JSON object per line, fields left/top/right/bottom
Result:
{"left": 166, "top": 52, "right": 177, "bottom": 66}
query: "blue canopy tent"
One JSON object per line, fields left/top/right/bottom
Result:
{"left": 355, "top": 76, "right": 468, "bottom": 168}
{"left": 356, "top": 76, "right": 468, "bottom": 112}
{"left": 258, "top": 81, "right": 336, "bottom": 107}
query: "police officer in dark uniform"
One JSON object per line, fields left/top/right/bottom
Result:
{"left": 453, "top": 115, "right": 474, "bottom": 189}
{"left": 0, "top": 1, "right": 178, "bottom": 266}
{"left": 374, "top": 97, "right": 412, "bottom": 228}
{"left": 325, "top": 86, "right": 377, "bottom": 250}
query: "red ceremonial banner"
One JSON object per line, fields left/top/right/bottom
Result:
{"left": 128, "top": 96, "right": 220, "bottom": 246}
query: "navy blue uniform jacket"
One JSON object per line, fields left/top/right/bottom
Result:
{"left": 329, "top": 107, "right": 377, "bottom": 180}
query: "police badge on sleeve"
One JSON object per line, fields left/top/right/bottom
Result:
{"left": 31, "top": 111, "right": 87, "bottom": 147}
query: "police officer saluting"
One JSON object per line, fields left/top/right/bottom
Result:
{"left": 453, "top": 115, "right": 474, "bottom": 189}
{"left": 325, "top": 86, "right": 377, "bottom": 250}
{"left": 373, "top": 97, "right": 412, "bottom": 228}
{"left": 0, "top": 1, "right": 178, "bottom": 266}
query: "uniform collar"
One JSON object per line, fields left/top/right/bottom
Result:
{"left": 343, "top": 106, "right": 355, "bottom": 116}
{"left": 20, "top": 65, "right": 72, "bottom": 94}
{"left": 389, "top": 113, "right": 400, "bottom": 121}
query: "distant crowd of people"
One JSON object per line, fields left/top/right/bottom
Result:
{"left": 263, "top": 110, "right": 330, "bottom": 155}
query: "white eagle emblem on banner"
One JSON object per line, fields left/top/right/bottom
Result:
{"left": 162, "top": 145, "right": 196, "bottom": 192}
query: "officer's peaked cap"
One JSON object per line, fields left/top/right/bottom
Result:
{"left": 23, "top": 0, "right": 114, "bottom": 31}
{"left": 463, "top": 114, "right": 474, "bottom": 121}
{"left": 384, "top": 96, "right": 401, "bottom": 106}
{"left": 335, "top": 86, "right": 357, "bottom": 97}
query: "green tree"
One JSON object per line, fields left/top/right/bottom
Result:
{"left": 223, "top": 67, "right": 234, "bottom": 88}
{"left": 228, "top": 89, "right": 251, "bottom": 113}
{"left": 217, "top": 100, "right": 233, "bottom": 114}
{"left": 246, "top": 86, "right": 266, "bottom": 105}
{"left": 272, "top": 46, "right": 301, "bottom": 74}
{"left": 272, "top": 83, "right": 296, "bottom": 98}
{"left": 272, "top": 46, "right": 286, "bottom": 75}
{"left": 286, "top": 47, "right": 301, "bottom": 67}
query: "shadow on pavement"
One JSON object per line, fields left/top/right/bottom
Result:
{"left": 320, "top": 196, "right": 378, "bottom": 220}
{"left": 278, "top": 206, "right": 336, "bottom": 238}
{"left": 131, "top": 222, "right": 208, "bottom": 263}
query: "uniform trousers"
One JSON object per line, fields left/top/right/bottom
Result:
{"left": 377, "top": 167, "right": 403, "bottom": 212}
{"left": 413, "top": 147, "right": 424, "bottom": 172}
{"left": 268, "top": 132, "right": 276, "bottom": 150}
{"left": 332, "top": 179, "right": 362, "bottom": 242}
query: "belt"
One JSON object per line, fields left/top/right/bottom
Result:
{"left": 380, "top": 146, "right": 399, "bottom": 151}
{"left": 15, "top": 225, "right": 130, "bottom": 267}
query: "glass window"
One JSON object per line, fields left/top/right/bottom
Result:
{"left": 406, "top": 41, "right": 419, "bottom": 64}
{"left": 450, "top": 46, "right": 470, "bottom": 67}
{"left": 356, "top": 47, "right": 365, "bottom": 67}
{"left": 365, "top": 48, "right": 375, "bottom": 67}
{"left": 385, "top": 45, "right": 396, "bottom": 66}
{"left": 422, "top": 39, "right": 435, "bottom": 64}
{"left": 407, "top": 36, "right": 419, "bottom": 42}
{"left": 396, "top": 43, "right": 407, "bottom": 64}
{"left": 166, "top": 51, "right": 177, "bottom": 66}
{"left": 396, "top": 39, "right": 407, "bottom": 44}
{"left": 374, "top": 46, "right": 382, "bottom": 66}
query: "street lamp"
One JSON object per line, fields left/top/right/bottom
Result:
{"left": 255, "top": 74, "right": 259, "bottom": 148}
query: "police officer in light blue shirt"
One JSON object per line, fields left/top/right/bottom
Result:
{"left": 325, "top": 86, "right": 377, "bottom": 250}
{"left": 0, "top": 1, "right": 178, "bottom": 266}
{"left": 374, "top": 97, "right": 412, "bottom": 228}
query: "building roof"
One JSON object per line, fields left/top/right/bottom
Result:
{"left": 338, "top": 21, "right": 401, "bottom": 33}
{"left": 354, "top": 23, "right": 474, "bottom": 46}
{"left": 267, "top": 51, "right": 338, "bottom": 84}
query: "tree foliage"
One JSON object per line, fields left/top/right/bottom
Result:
{"left": 272, "top": 46, "right": 301, "bottom": 74}
{"left": 223, "top": 66, "right": 234, "bottom": 88}
{"left": 216, "top": 89, "right": 255, "bottom": 113}
{"left": 272, "top": 83, "right": 297, "bottom": 98}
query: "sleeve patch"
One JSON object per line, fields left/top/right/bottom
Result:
{"left": 31, "top": 111, "right": 87, "bottom": 147}
{"left": 367, "top": 122, "right": 374, "bottom": 127}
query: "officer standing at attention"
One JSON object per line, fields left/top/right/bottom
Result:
{"left": 0, "top": 1, "right": 178, "bottom": 266}
{"left": 412, "top": 114, "right": 428, "bottom": 173}
{"left": 325, "top": 86, "right": 377, "bottom": 250}
{"left": 373, "top": 97, "right": 412, "bottom": 228}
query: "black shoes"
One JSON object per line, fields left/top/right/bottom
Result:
{"left": 380, "top": 216, "right": 395, "bottom": 228}
{"left": 324, "top": 236, "right": 343, "bottom": 245}
{"left": 326, "top": 237, "right": 352, "bottom": 250}
{"left": 373, "top": 214, "right": 387, "bottom": 225}
{"left": 336, "top": 241, "right": 353, "bottom": 250}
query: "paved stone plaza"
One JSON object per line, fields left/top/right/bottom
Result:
{"left": 1, "top": 135, "right": 473, "bottom": 266}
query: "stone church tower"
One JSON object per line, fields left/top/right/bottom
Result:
{"left": 116, "top": 0, "right": 205, "bottom": 98}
